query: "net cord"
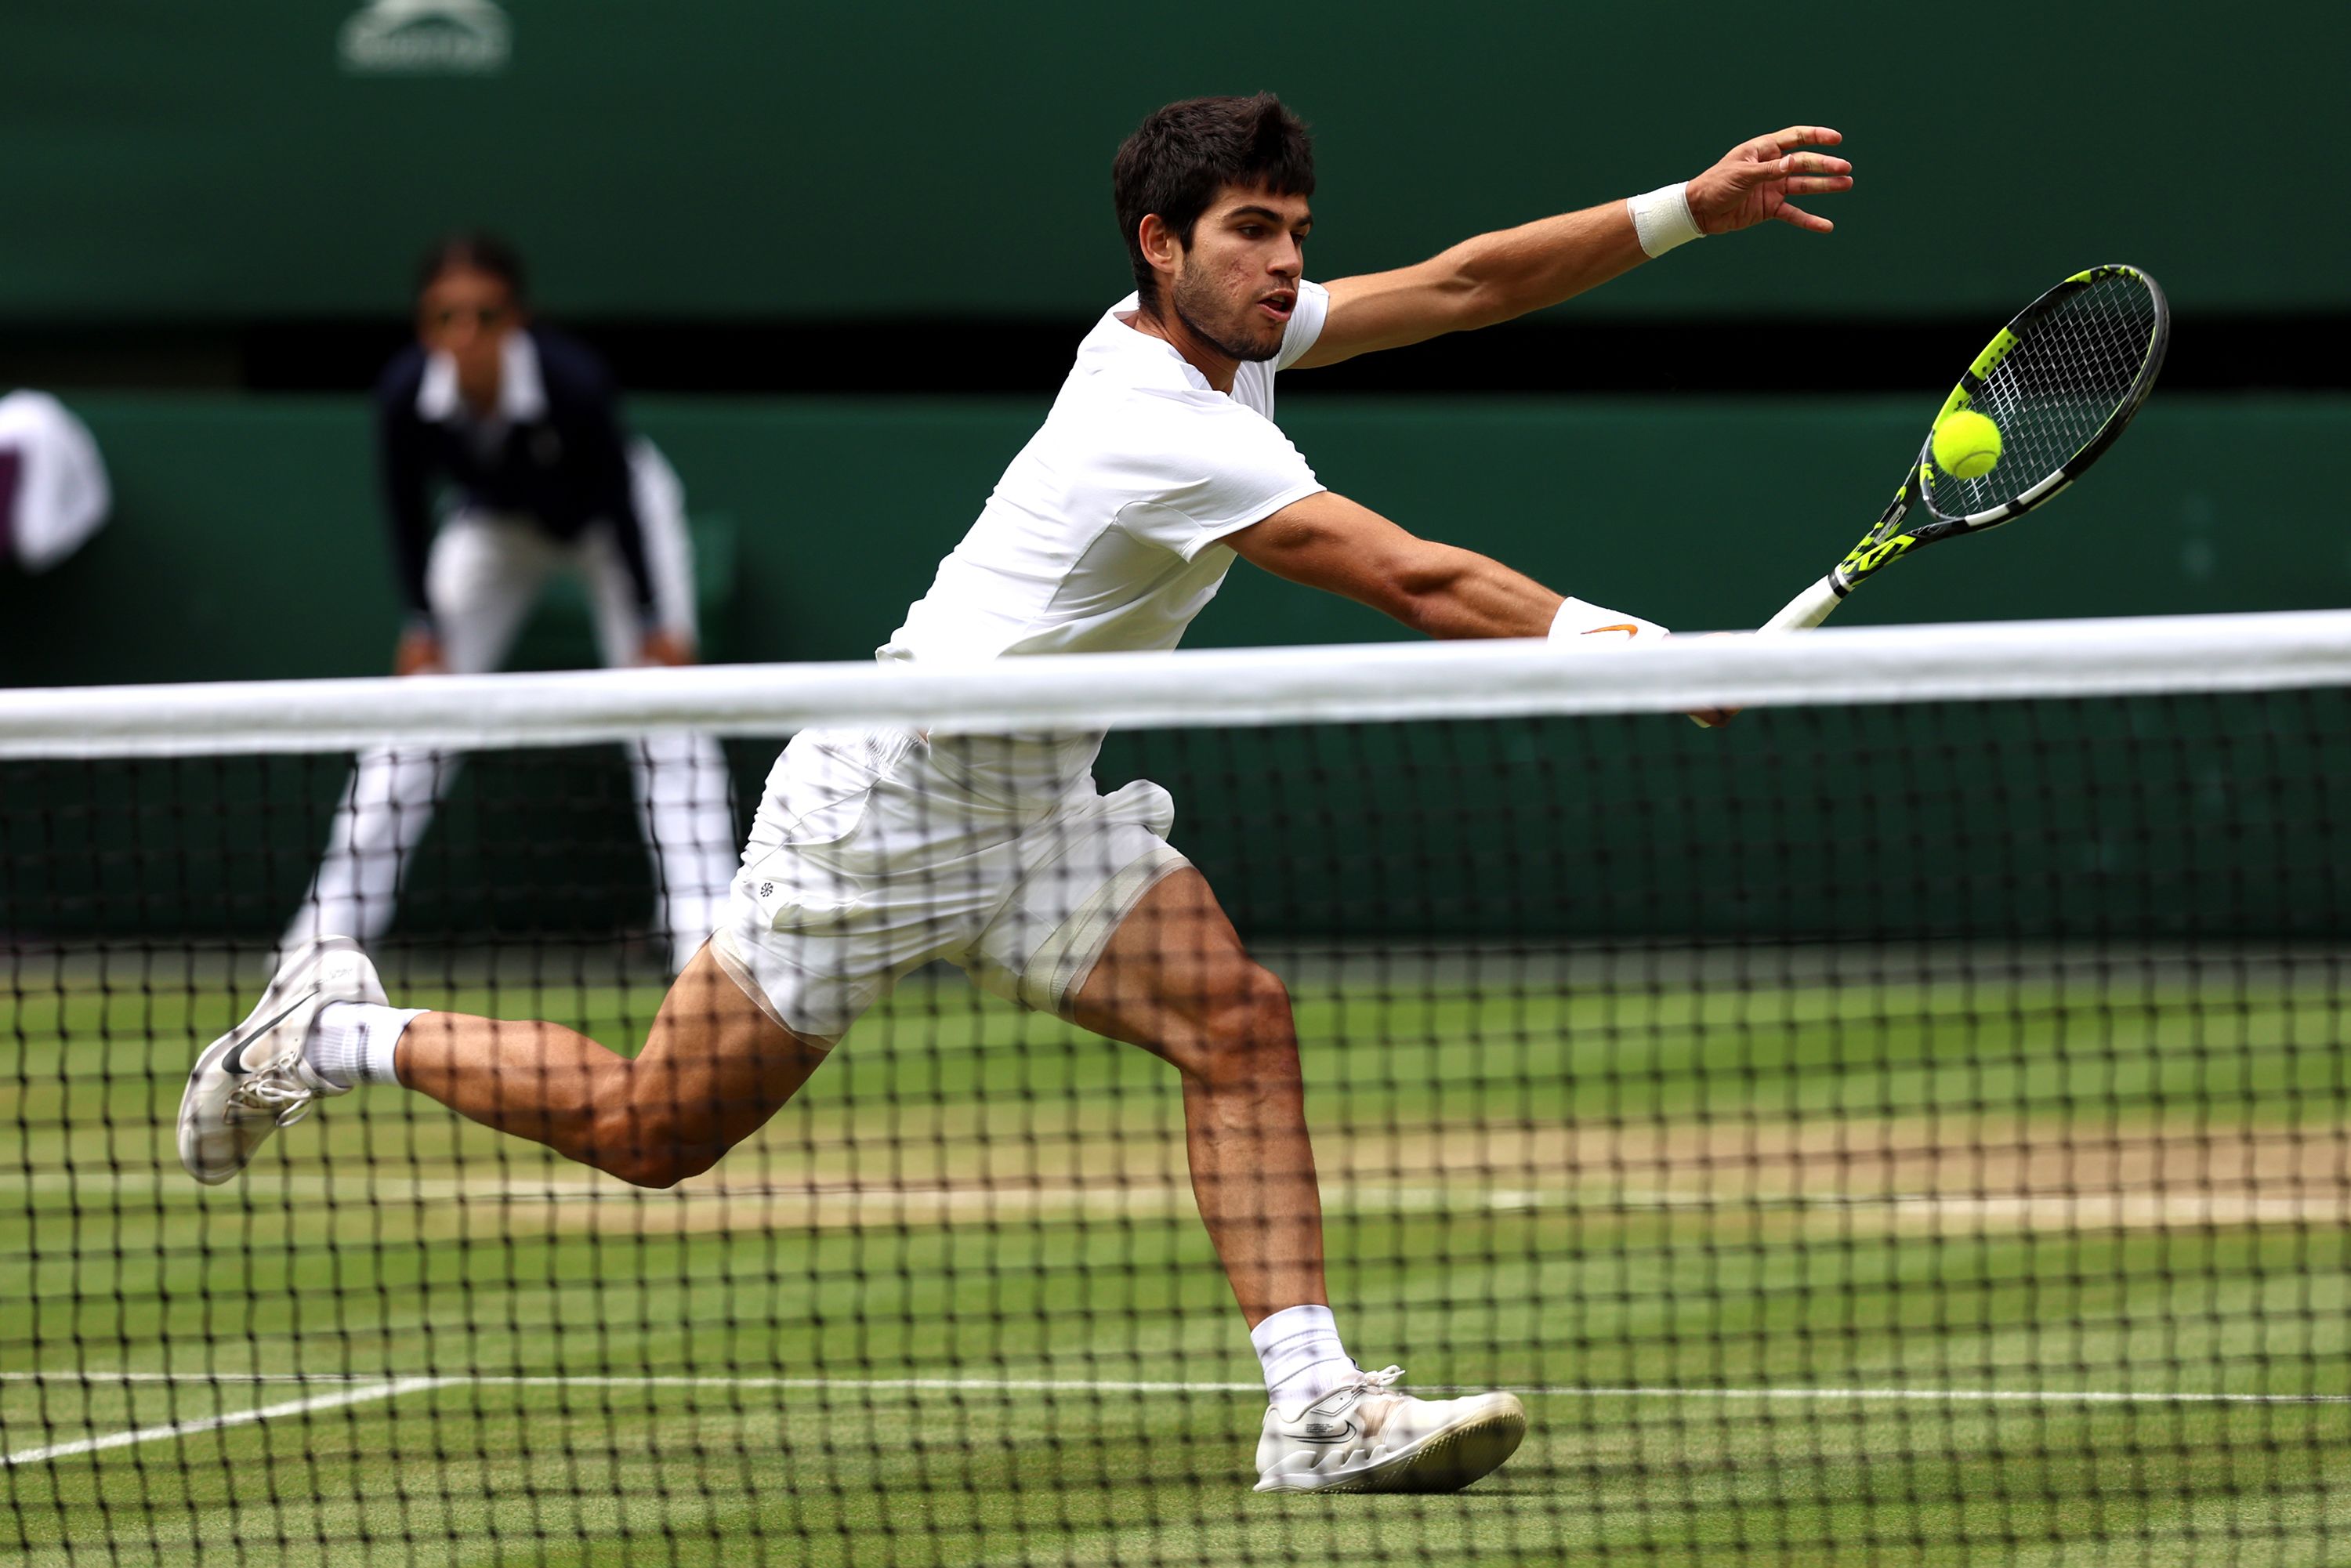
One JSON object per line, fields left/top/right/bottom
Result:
{"left": 6, "top": 608, "right": 2348, "bottom": 759}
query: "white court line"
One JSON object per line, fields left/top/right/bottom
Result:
{"left": 2, "top": 1375, "right": 444, "bottom": 1468}
{"left": 2, "top": 1371, "right": 2342, "bottom": 1405}
{"left": 21, "top": 1173, "right": 2345, "bottom": 1229}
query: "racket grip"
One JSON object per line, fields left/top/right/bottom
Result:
{"left": 1759, "top": 575, "right": 1844, "bottom": 635}
{"left": 1686, "top": 574, "right": 1846, "bottom": 728}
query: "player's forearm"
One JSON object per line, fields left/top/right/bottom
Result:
{"left": 1385, "top": 543, "right": 1563, "bottom": 640}
{"left": 1436, "top": 202, "right": 1650, "bottom": 332}
{"left": 1231, "top": 494, "right": 1562, "bottom": 638}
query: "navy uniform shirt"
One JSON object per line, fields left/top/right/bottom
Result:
{"left": 375, "top": 326, "right": 654, "bottom": 628}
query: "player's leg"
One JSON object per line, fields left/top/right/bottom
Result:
{"left": 196, "top": 728, "right": 921, "bottom": 1190}
{"left": 391, "top": 943, "right": 829, "bottom": 1187}
{"left": 583, "top": 448, "right": 738, "bottom": 974}
{"left": 1063, "top": 859, "right": 1526, "bottom": 1494}
{"left": 1066, "top": 866, "right": 1326, "bottom": 1327}
{"left": 284, "top": 516, "right": 552, "bottom": 955}
{"left": 181, "top": 938, "right": 831, "bottom": 1190}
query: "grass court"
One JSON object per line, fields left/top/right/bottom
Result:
{"left": 6, "top": 946, "right": 2349, "bottom": 1564}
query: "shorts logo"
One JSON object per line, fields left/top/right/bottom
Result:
{"left": 1582, "top": 623, "right": 1641, "bottom": 638}
{"left": 759, "top": 882, "right": 774, "bottom": 898}
{"left": 339, "top": 0, "right": 512, "bottom": 76}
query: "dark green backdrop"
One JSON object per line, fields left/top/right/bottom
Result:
{"left": 4, "top": 391, "right": 2338, "bottom": 687}
{"left": 3, "top": 392, "right": 2346, "bottom": 944}
{"left": 7, "top": 2, "right": 2344, "bottom": 323}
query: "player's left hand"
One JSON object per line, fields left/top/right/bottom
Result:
{"left": 1686, "top": 127, "right": 1853, "bottom": 237}
{"left": 638, "top": 629, "right": 695, "bottom": 667}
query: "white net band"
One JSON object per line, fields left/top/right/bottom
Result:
{"left": 7, "top": 609, "right": 2349, "bottom": 759}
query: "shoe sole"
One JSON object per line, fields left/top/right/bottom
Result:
{"left": 1257, "top": 1397, "right": 1528, "bottom": 1494}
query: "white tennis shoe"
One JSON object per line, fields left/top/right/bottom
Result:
{"left": 1253, "top": 1366, "right": 1527, "bottom": 1494}
{"left": 178, "top": 936, "right": 382, "bottom": 1185}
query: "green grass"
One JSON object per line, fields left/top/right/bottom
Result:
{"left": 6, "top": 952, "right": 2351, "bottom": 1564}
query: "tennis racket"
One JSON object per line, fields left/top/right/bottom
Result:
{"left": 1761, "top": 263, "right": 2170, "bottom": 633}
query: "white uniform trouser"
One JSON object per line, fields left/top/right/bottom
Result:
{"left": 286, "top": 440, "right": 738, "bottom": 972}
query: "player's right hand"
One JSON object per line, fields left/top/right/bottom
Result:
{"left": 393, "top": 627, "right": 447, "bottom": 677}
{"left": 1686, "top": 631, "right": 1738, "bottom": 729}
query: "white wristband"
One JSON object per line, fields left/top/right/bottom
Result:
{"left": 1626, "top": 181, "right": 1702, "bottom": 259}
{"left": 1549, "top": 596, "right": 1669, "bottom": 646}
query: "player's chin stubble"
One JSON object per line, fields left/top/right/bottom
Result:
{"left": 1171, "top": 273, "right": 1283, "bottom": 365}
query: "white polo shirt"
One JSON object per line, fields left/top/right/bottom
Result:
{"left": 881, "top": 282, "right": 1330, "bottom": 666}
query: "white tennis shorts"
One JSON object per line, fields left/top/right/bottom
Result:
{"left": 711, "top": 728, "right": 1188, "bottom": 1042}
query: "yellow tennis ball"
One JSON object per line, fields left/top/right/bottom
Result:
{"left": 1933, "top": 409, "right": 2002, "bottom": 480}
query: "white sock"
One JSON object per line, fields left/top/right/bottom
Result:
{"left": 1252, "top": 1304, "right": 1358, "bottom": 1409}
{"left": 305, "top": 1002, "right": 426, "bottom": 1088}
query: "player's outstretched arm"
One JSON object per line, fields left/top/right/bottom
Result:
{"left": 1230, "top": 492, "right": 1736, "bottom": 724}
{"left": 1290, "top": 125, "right": 1851, "bottom": 371}
{"left": 1227, "top": 491, "right": 1567, "bottom": 640}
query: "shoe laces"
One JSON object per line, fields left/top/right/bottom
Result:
{"left": 1341, "top": 1365, "right": 1405, "bottom": 1393}
{"left": 227, "top": 1060, "right": 320, "bottom": 1129}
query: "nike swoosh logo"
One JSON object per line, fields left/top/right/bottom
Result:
{"left": 1582, "top": 624, "right": 1640, "bottom": 638}
{"left": 225, "top": 990, "right": 317, "bottom": 1074}
{"left": 1294, "top": 1420, "right": 1357, "bottom": 1443}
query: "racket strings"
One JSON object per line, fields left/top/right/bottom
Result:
{"left": 1929, "top": 275, "right": 2160, "bottom": 520}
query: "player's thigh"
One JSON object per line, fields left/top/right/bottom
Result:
{"left": 631, "top": 942, "right": 832, "bottom": 1143}
{"left": 1067, "top": 867, "right": 1283, "bottom": 1074}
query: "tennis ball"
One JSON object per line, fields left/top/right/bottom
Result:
{"left": 1933, "top": 409, "right": 2002, "bottom": 480}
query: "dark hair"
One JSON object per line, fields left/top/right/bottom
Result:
{"left": 414, "top": 230, "right": 527, "bottom": 303}
{"left": 1113, "top": 93, "right": 1314, "bottom": 311}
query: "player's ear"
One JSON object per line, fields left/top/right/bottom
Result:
{"left": 1138, "top": 213, "right": 1182, "bottom": 278}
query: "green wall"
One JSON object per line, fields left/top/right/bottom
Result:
{"left": 7, "top": 2, "right": 2345, "bottom": 323}
{"left": 2, "top": 391, "right": 2342, "bottom": 688}
{"left": 11, "top": 695, "right": 2345, "bottom": 947}
{"left": 3, "top": 392, "right": 2346, "bottom": 946}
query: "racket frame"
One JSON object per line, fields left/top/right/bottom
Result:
{"left": 1773, "top": 263, "right": 2171, "bottom": 631}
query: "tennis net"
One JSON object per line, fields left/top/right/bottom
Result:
{"left": 5, "top": 610, "right": 2350, "bottom": 1566}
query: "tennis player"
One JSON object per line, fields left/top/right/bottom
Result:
{"left": 281, "top": 234, "right": 738, "bottom": 976}
{"left": 183, "top": 97, "right": 1849, "bottom": 1494}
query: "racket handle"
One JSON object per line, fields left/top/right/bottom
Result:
{"left": 1685, "top": 574, "right": 1846, "bottom": 728}
{"left": 1759, "top": 575, "right": 1844, "bottom": 635}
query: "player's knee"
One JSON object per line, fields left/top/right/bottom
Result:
{"left": 1191, "top": 967, "right": 1298, "bottom": 1088}
{"left": 584, "top": 1096, "right": 724, "bottom": 1190}
{"left": 590, "top": 1128, "right": 718, "bottom": 1190}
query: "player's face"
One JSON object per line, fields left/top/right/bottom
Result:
{"left": 1167, "top": 186, "right": 1311, "bottom": 364}
{"left": 417, "top": 266, "right": 521, "bottom": 401}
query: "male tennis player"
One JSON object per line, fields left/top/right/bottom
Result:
{"left": 183, "top": 97, "right": 1849, "bottom": 1494}
{"left": 280, "top": 234, "right": 738, "bottom": 976}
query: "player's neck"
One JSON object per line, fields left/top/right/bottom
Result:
{"left": 1130, "top": 304, "right": 1239, "bottom": 395}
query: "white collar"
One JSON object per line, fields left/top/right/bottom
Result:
{"left": 1083, "top": 295, "right": 1216, "bottom": 393}
{"left": 415, "top": 329, "right": 548, "bottom": 424}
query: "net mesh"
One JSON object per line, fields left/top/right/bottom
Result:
{"left": 5, "top": 621, "right": 2349, "bottom": 1566}
{"left": 1927, "top": 270, "right": 2161, "bottom": 521}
